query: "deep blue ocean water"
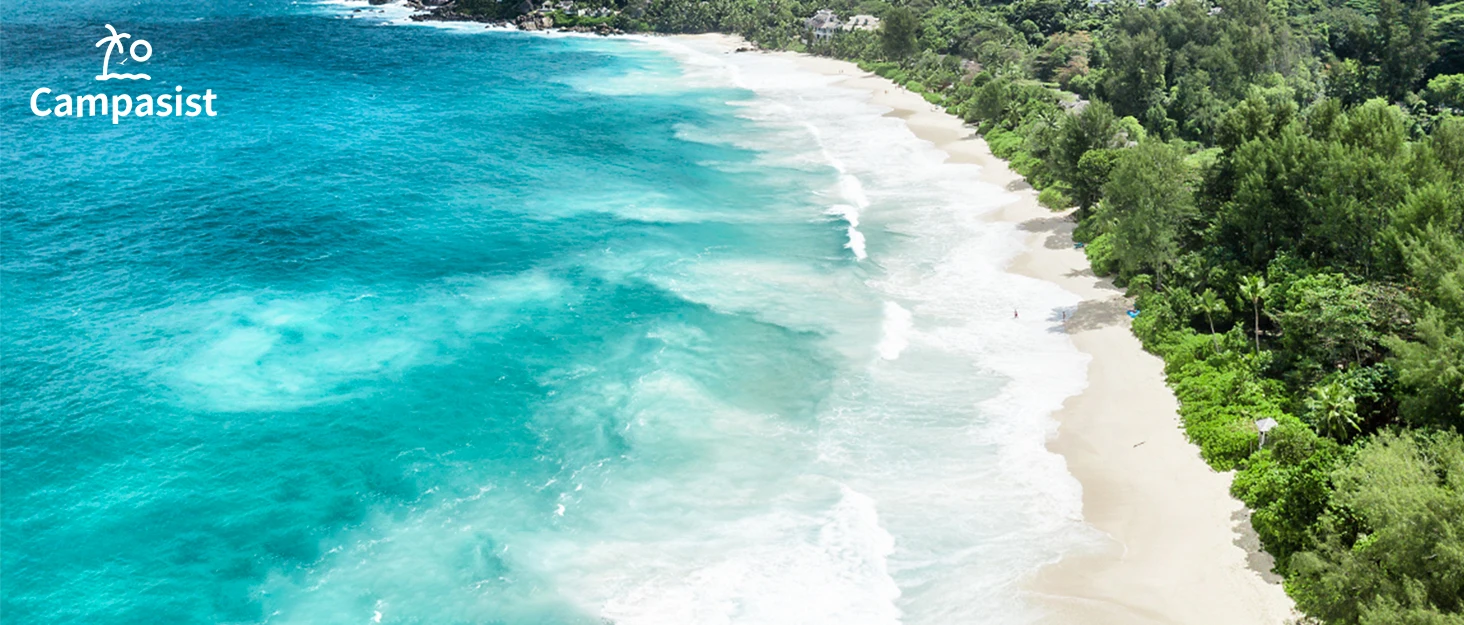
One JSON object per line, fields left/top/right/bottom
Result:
{"left": 3, "top": 3, "right": 1093, "bottom": 623}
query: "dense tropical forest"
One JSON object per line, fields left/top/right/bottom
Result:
{"left": 454, "top": 0, "right": 1464, "bottom": 620}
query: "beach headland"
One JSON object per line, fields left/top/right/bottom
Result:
{"left": 669, "top": 33, "right": 1296, "bottom": 624}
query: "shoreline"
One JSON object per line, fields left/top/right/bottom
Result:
{"left": 671, "top": 33, "right": 1297, "bottom": 624}
{"left": 339, "top": 10, "right": 1295, "bottom": 617}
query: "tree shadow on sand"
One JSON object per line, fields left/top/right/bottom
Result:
{"left": 1232, "top": 508, "right": 1285, "bottom": 584}
{"left": 1048, "top": 295, "right": 1131, "bottom": 334}
{"left": 1017, "top": 213, "right": 1077, "bottom": 249}
{"left": 1017, "top": 213, "right": 1071, "bottom": 233}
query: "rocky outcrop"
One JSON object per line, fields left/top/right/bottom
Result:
{"left": 409, "top": 4, "right": 501, "bottom": 23}
{"left": 403, "top": 1, "right": 622, "bottom": 34}
{"left": 561, "top": 23, "right": 625, "bottom": 35}
{"left": 514, "top": 12, "right": 554, "bottom": 30}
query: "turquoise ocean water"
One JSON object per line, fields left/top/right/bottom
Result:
{"left": 2, "top": 3, "right": 1095, "bottom": 623}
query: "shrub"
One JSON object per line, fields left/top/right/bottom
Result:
{"left": 1007, "top": 150, "right": 1041, "bottom": 179}
{"left": 1166, "top": 351, "right": 1288, "bottom": 468}
{"left": 1084, "top": 232, "right": 1117, "bottom": 275}
{"left": 1037, "top": 186, "right": 1072, "bottom": 209}
{"left": 984, "top": 127, "right": 1026, "bottom": 158}
{"left": 1231, "top": 422, "right": 1342, "bottom": 571}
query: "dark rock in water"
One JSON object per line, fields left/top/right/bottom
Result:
{"left": 367, "top": 0, "right": 391, "bottom": 5}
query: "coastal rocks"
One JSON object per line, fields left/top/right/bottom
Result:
{"left": 410, "top": 8, "right": 495, "bottom": 23}
{"left": 560, "top": 23, "right": 624, "bottom": 35}
{"left": 514, "top": 13, "right": 553, "bottom": 30}
{"left": 406, "top": 0, "right": 498, "bottom": 22}
{"left": 403, "top": 1, "right": 622, "bottom": 34}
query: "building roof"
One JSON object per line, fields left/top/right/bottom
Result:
{"left": 843, "top": 14, "right": 880, "bottom": 30}
{"left": 805, "top": 9, "right": 841, "bottom": 30}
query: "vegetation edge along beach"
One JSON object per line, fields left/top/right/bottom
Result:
{"left": 390, "top": 0, "right": 1461, "bottom": 622}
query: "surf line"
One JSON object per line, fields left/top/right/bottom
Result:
{"left": 30, "top": 86, "right": 218, "bottom": 124}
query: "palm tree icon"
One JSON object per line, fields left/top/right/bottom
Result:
{"left": 96, "top": 24, "right": 151, "bottom": 81}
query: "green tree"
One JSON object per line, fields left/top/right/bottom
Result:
{"left": 1069, "top": 148, "right": 1118, "bottom": 211}
{"left": 1097, "top": 8, "right": 1166, "bottom": 118}
{"left": 1375, "top": 0, "right": 1436, "bottom": 100}
{"left": 1424, "top": 74, "right": 1464, "bottom": 110}
{"left": 1057, "top": 101, "right": 1116, "bottom": 168}
{"left": 1304, "top": 381, "right": 1362, "bottom": 441}
{"left": 881, "top": 7, "right": 920, "bottom": 61}
{"left": 1099, "top": 139, "right": 1196, "bottom": 287}
{"left": 1288, "top": 430, "right": 1464, "bottom": 624}
{"left": 1276, "top": 273, "right": 1381, "bottom": 380}
{"left": 1435, "top": 1, "right": 1464, "bottom": 76}
{"left": 1387, "top": 224, "right": 1464, "bottom": 429}
{"left": 1429, "top": 115, "right": 1464, "bottom": 181}
{"left": 1215, "top": 86, "right": 1299, "bottom": 152}
{"left": 1239, "top": 275, "right": 1272, "bottom": 353}
{"left": 1326, "top": 58, "right": 1382, "bottom": 106}
{"left": 1196, "top": 288, "right": 1227, "bottom": 352}
{"left": 1054, "top": 101, "right": 1119, "bottom": 210}
{"left": 1215, "top": 103, "right": 1410, "bottom": 273}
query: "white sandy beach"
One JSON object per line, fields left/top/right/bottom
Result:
{"left": 671, "top": 33, "right": 1297, "bottom": 624}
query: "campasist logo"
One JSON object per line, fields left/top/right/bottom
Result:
{"left": 30, "top": 24, "right": 218, "bottom": 124}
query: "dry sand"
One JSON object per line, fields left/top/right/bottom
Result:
{"left": 671, "top": 33, "right": 1296, "bottom": 625}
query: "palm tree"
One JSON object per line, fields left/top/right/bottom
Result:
{"left": 1305, "top": 382, "right": 1361, "bottom": 441}
{"left": 1195, "top": 288, "right": 1224, "bottom": 353}
{"left": 1238, "top": 275, "right": 1271, "bottom": 353}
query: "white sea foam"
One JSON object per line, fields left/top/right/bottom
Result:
{"left": 825, "top": 203, "right": 866, "bottom": 259}
{"left": 626, "top": 36, "right": 1099, "bottom": 624}
{"left": 827, "top": 175, "right": 870, "bottom": 260}
{"left": 249, "top": 26, "right": 1098, "bottom": 625}
{"left": 121, "top": 271, "right": 570, "bottom": 412}
{"left": 876, "top": 301, "right": 912, "bottom": 361}
{"left": 845, "top": 222, "right": 868, "bottom": 260}
{"left": 310, "top": 0, "right": 419, "bottom": 24}
{"left": 800, "top": 119, "right": 874, "bottom": 261}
